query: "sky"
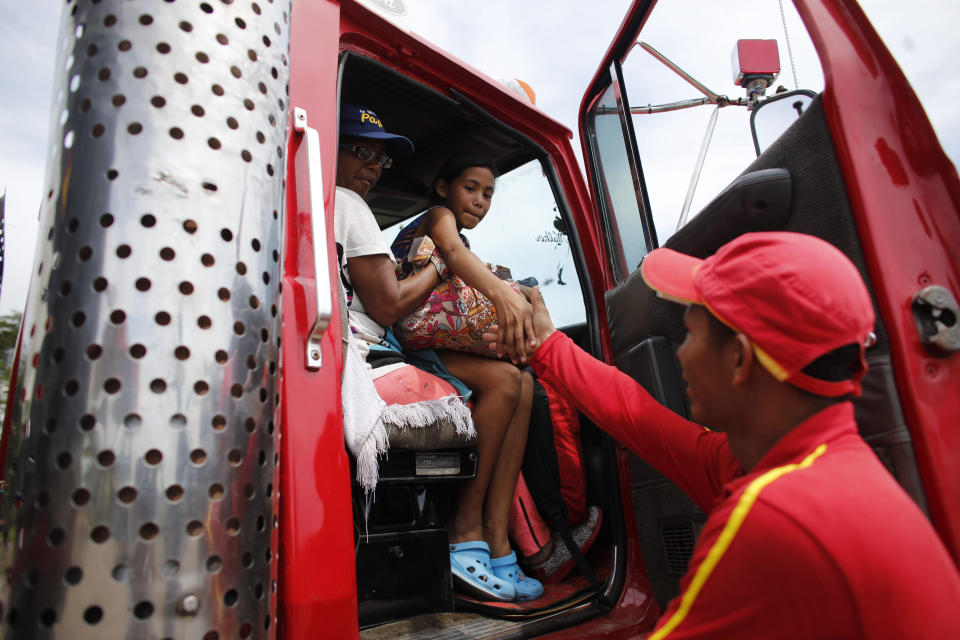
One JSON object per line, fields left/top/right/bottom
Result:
{"left": 0, "top": 0, "right": 957, "bottom": 319}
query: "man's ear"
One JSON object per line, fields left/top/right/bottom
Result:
{"left": 731, "top": 333, "right": 754, "bottom": 388}
{"left": 435, "top": 179, "right": 448, "bottom": 199}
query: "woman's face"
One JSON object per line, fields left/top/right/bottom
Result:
{"left": 336, "top": 137, "right": 387, "bottom": 198}
{"left": 436, "top": 166, "right": 495, "bottom": 230}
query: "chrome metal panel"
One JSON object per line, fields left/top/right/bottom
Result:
{"left": 0, "top": 0, "right": 291, "bottom": 638}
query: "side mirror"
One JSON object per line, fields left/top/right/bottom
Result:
{"left": 750, "top": 90, "right": 818, "bottom": 155}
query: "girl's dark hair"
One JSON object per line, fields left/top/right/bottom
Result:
{"left": 431, "top": 153, "right": 499, "bottom": 202}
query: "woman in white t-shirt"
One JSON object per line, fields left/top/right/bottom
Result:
{"left": 334, "top": 104, "right": 542, "bottom": 602}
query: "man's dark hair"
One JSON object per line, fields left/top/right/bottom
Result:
{"left": 703, "top": 308, "right": 736, "bottom": 345}
{"left": 801, "top": 343, "right": 861, "bottom": 382}
{"left": 703, "top": 308, "right": 860, "bottom": 388}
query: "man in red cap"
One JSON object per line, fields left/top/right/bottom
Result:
{"left": 489, "top": 232, "right": 960, "bottom": 638}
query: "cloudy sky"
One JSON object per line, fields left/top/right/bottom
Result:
{"left": 0, "top": 0, "right": 957, "bottom": 317}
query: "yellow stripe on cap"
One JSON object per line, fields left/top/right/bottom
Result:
{"left": 750, "top": 342, "right": 791, "bottom": 382}
{"left": 702, "top": 298, "right": 791, "bottom": 382}
{"left": 648, "top": 444, "right": 828, "bottom": 640}
{"left": 701, "top": 298, "right": 741, "bottom": 334}
{"left": 654, "top": 290, "right": 702, "bottom": 306}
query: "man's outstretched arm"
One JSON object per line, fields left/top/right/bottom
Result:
{"left": 488, "top": 288, "right": 740, "bottom": 508}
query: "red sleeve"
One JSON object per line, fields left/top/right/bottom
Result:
{"left": 530, "top": 331, "right": 741, "bottom": 511}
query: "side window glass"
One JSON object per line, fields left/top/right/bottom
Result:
{"left": 585, "top": 64, "right": 658, "bottom": 281}
{"left": 586, "top": 82, "right": 653, "bottom": 277}
{"left": 382, "top": 160, "right": 586, "bottom": 328}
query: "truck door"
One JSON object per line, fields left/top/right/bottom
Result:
{"left": 577, "top": 0, "right": 960, "bottom": 605}
{"left": 281, "top": 1, "right": 361, "bottom": 638}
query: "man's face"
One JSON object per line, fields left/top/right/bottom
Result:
{"left": 336, "top": 136, "right": 387, "bottom": 198}
{"left": 676, "top": 305, "right": 737, "bottom": 427}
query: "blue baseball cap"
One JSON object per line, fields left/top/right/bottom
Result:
{"left": 339, "top": 103, "right": 414, "bottom": 157}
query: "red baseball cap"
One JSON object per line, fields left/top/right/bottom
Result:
{"left": 641, "top": 232, "right": 876, "bottom": 397}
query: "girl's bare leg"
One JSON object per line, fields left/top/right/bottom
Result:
{"left": 484, "top": 370, "right": 533, "bottom": 558}
{"left": 439, "top": 351, "right": 521, "bottom": 546}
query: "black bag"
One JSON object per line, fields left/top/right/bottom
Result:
{"left": 520, "top": 379, "right": 601, "bottom": 591}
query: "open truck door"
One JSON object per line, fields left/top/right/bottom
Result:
{"left": 578, "top": 0, "right": 960, "bottom": 612}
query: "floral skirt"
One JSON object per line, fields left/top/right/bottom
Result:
{"left": 397, "top": 273, "right": 517, "bottom": 357}
{"left": 394, "top": 236, "right": 519, "bottom": 357}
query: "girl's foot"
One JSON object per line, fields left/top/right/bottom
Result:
{"left": 490, "top": 551, "right": 544, "bottom": 602}
{"left": 450, "top": 541, "right": 516, "bottom": 602}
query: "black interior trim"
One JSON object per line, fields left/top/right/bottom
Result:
{"left": 605, "top": 167, "right": 792, "bottom": 355}
{"left": 666, "top": 168, "right": 792, "bottom": 259}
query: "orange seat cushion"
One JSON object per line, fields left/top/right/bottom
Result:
{"left": 373, "top": 365, "right": 461, "bottom": 406}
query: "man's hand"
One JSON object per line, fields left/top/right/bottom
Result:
{"left": 484, "top": 286, "right": 556, "bottom": 356}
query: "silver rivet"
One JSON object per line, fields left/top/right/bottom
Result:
{"left": 310, "top": 350, "right": 320, "bottom": 360}
{"left": 177, "top": 594, "right": 200, "bottom": 616}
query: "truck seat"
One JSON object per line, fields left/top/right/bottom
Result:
{"left": 354, "top": 363, "right": 477, "bottom": 627}
{"left": 373, "top": 364, "right": 475, "bottom": 450}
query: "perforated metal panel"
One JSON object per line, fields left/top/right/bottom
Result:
{"left": 0, "top": 0, "right": 290, "bottom": 637}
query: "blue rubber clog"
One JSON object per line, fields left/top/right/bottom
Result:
{"left": 490, "top": 551, "right": 544, "bottom": 602}
{"left": 450, "top": 540, "right": 516, "bottom": 602}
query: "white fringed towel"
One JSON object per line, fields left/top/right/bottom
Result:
{"left": 341, "top": 337, "right": 475, "bottom": 491}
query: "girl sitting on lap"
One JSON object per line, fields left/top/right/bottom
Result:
{"left": 391, "top": 154, "right": 543, "bottom": 602}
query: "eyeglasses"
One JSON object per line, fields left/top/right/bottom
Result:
{"left": 338, "top": 143, "right": 393, "bottom": 169}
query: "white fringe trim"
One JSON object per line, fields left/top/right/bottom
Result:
{"left": 381, "top": 395, "right": 476, "bottom": 439}
{"left": 353, "top": 396, "right": 476, "bottom": 492}
{"left": 353, "top": 418, "right": 392, "bottom": 493}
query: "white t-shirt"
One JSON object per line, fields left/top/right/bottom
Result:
{"left": 333, "top": 186, "right": 396, "bottom": 344}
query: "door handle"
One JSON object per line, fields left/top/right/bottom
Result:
{"left": 294, "top": 107, "right": 331, "bottom": 370}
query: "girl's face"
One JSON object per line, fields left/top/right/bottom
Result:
{"left": 436, "top": 166, "right": 496, "bottom": 230}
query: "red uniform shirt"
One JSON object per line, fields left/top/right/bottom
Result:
{"left": 531, "top": 332, "right": 960, "bottom": 639}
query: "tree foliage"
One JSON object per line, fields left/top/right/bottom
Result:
{"left": 0, "top": 311, "right": 23, "bottom": 385}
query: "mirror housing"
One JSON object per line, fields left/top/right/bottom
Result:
{"left": 750, "top": 89, "right": 818, "bottom": 155}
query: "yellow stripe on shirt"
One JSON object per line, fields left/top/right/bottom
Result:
{"left": 649, "top": 443, "right": 828, "bottom": 640}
